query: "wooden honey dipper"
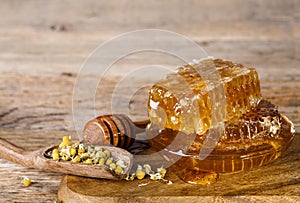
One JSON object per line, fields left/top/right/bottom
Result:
{"left": 83, "top": 114, "right": 149, "bottom": 149}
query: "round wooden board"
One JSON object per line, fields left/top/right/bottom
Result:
{"left": 57, "top": 174, "right": 229, "bottom": 203}
{"left": 57, "top": 136, "right": 300, "bottom": 202}
{"left": 57, "top": 174, "right": 300, "bottom": 203}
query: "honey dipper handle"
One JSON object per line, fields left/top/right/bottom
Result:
{"left": 0, "top": 138, "right": 34, "bottom": 168}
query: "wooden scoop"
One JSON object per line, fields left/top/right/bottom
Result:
{"left": 0, "top": 138, "right": 133, "bottom": 180}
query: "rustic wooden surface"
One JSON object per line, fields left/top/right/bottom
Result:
{"left": 0, "top": 0, "right": 299, "bottom": 202}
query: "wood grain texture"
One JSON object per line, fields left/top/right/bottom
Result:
{"left": 0, "top": 0, "right": 299, "bottom": 202}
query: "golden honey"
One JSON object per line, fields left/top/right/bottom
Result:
{"left": 147, "top": 59, "right": 295, "bottom": 184}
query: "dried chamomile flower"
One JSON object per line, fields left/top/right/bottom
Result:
{"left": 93, "top": 157, "right": 99, "bottom": 164}
{"left": 104, "top": 149, "right": 111, "bottom": 157}
{"left": 87, "top": 145, "right": 95, "bottom": 155}
{"left": 78, "top": 143, "right": 85, "bottom": 154}
{"left": 149, "top": 166, "right": 167, "bottom": 180}
{"left": 61, "top": 153, "right": 70, "bottom": 161}
{"left": 83, "top": 158, "right": 93, "bottom": 165}
{"left": 60, "top": 147, "right": 71, "bottom": 157}
{"left": 109, "top": 163, "right": 117, "bottom": 170}
{"left": 52, "top": 149, "right": 60, "bottom": 161}
{"left": 98, "top": 157, "right": 105, "bottom": 166}
{"left": 115, "top": 165, "right": 123, "bottom": 175}
{"left": 106, "top": 157, "right": 113, "bottom": 165}
{"left": 135, "top": 165, "right": 146, "bottom": 180}
{"left": 70, "top": 147, "right": 77, "bottom": 157}
{"left": 59, "top": 136, "right": 72, "bottom": 148}
{"left": 157, "top": 166, "right": 167, "bottom": 177}
{"left": 149, "top": 173, "right": 162, "bottom": 181}
{"left": 21, "top": 176, "right": 32, "bottom": 187}
{"left": 136, "top": 170, "right": 146, "bottom": 180}
{"left": 79, "top": 152, "right": 90, "bottom": 159}
{"left": 71, "top": 155, "right": 81, "bottom": 163}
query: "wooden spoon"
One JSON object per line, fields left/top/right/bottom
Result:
{"left": 0, "top": 138, "right": 133, "bottom": 180}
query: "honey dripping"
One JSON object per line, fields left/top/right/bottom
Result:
{"left": 147, "top": 59, "right": 295, "bottom": 184}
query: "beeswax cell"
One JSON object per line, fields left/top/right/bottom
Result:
{"left": 148, "top": 59, "right": 261, "bottom": 135}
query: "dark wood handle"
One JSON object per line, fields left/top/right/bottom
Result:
{"left": 0, "top": 138, "right": 34, "bottom": 167}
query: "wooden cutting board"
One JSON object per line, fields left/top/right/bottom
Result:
{"left": 57, "top": 134, "right": 300, "bottom": 202}
{"left": 57, "top": 170, "right": 298, "bottom": 203}
{"left": 57, "top": 173, "right": 241, "bottom": 203}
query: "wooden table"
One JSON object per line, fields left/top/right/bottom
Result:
{"left": 0, "top": 1, "right": 299, "bottom": 202}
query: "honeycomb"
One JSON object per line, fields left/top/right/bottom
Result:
{"left": 147, "top": 59, "right": 295, "bottom": 183}
{"left": 148, "top": 59, "right": 262, "bottom": 135}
